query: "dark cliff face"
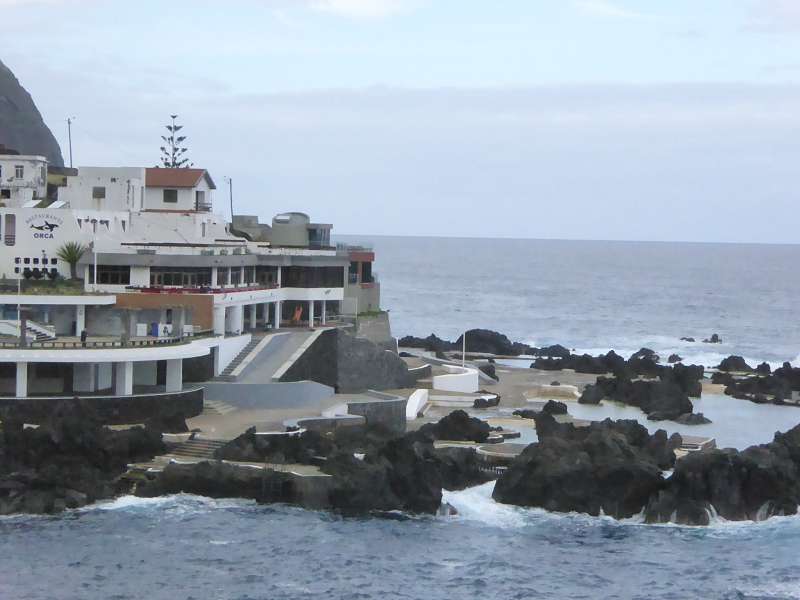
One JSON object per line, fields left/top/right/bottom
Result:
{"left": 0, "top": 59, "right": 64, "bottom": 166}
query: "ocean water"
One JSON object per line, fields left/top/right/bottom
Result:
{"left": 2, "top": 489, "right": 800, "bottom": 600}
{"left": 341, "top": 236, "right": 800, "bottom": 367}
{"left": 4, "top": 237, "right": 800, "bottom": 599}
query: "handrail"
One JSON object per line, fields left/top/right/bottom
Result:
{"left": 0, "top": 330, "right": 215, "bottom": 350}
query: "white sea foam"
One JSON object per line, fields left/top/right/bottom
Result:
{"left": 442, "top": 481, "right": 529, "bottom": 529}
{"left": 443, "top": 482, "right": 800, "bottom": 533}
{"left": 87, "top": 493, "right": 254, "bottom": 513}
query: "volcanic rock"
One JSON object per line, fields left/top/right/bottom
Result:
{"left": 0, "top": 59, "right": 64, "bottom": 165}
{"left": 717, "top": 355, "right": 753, "bottom": 372}
{"left": 0, "top": 402, "right": 164, "bottom": 515}
{"left": 492, "top": 414, "right": 674, "bottom": 518}
{"left": 674, "top": 412, "right": 712, "bottom": 425}
{"left": 645, "top": 423, "right": 800, "bottom": 525}
{"left": 478, "top": 363, "right": 498, "bottom": 381}
{"left": 413, "top": 409, "right": 490, "bottom": 443}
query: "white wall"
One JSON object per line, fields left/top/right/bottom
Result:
{"left": 59, "top": 167, "right": 144, "bottom": 211}
{"left": 406, "top": 389, "right": 429, "bottom": 420}
{"left": 214, "top": 333, "right": 252, "bottom": 374}
{"left": 432, "top": 365, "right": 480, "bottom": 393}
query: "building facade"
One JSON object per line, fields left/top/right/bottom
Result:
{"left": 0, "top": 155, "right": 381, "bottom": 408}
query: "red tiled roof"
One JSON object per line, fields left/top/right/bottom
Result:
{"left": 145, "top": 168, "right": 216, "bottom": 189}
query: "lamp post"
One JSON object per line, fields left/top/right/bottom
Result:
{"left": 66, "top": 116, "right": 76, "bottom": 168}
{"left": 224, "top": 176, "right": 233, "bottom": 223}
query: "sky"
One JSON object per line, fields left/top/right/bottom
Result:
{"left": 2, "top": 0, "right": 800, "bottom": 243}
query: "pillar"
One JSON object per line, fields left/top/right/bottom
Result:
{"left": 277, "top": 266, "right": 282, "bottom": 287}
{"left": 322, "top": 300, "right": 327, "bottom": 325}
{"left": 165, "top": 358, "right": 183, "bottom": 392}
{"left": 114, "top": 361, "right": 133, "bottom": 395}
{"left": 15, "top": 362, "right": 27, "bottom": 398}
{"left": 230, "top": 305, "right": 244, "bottom": 334}
{"left": 274, "top": 301, "right": 282, "bottom": 329}
{"left": 73, "top": 363, "right": 97, "bottom": 392}
{"left": 213, "top": 305, "right": 225, "bottom": 335}
{"left": 308, "top": 300, "right": 315, "bottom": 328}
{"left": 262, "top": 302, "right": 270, "bottom": 329}
{"left": 75, "top": 305, "right": 85, "bottom": 336}
{"left": 249, "top": 304, "right": 257, "bottom": 330}
{"left": 211, "top": 266, "right": 218, "bottom": 287}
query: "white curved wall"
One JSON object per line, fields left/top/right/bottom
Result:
{"left": 406, "top": 388, "right": 429, "bottom": 420}
{"left": 432, "top": 365, "right": 480, "bottom": 393}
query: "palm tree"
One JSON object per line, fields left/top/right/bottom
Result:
{"left": 56, "top": 241, "right": 87, "bottom": 280}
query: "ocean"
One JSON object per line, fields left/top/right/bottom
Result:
{"left": 3, "top": 237, "right": 800, "bottom": 600}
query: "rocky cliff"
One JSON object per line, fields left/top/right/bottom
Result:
{"left": 0, "top": 59, "right": 64, "bottom": 166}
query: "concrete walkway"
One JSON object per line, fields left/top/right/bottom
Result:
{"left": 235, "top": 330, "right": 318, "bottom": 383}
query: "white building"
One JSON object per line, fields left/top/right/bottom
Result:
{"left": 0, "top": 147, "right": 48, "bottom": 207}
{"left": 0, "top": 157, "right": 380, "bottom": 417}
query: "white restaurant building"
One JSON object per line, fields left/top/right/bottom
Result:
{"left": 0, "top": 148, "right": 380, "bottom": 413}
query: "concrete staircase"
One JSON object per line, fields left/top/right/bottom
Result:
{"left": 202, "top": 399, "right": 237, "bottom": 416}
{"left": 213, "top": 334, "right": 264, "bottom": 382}
{"left": 166, "top": 438, "right": 228, "bottom": 461}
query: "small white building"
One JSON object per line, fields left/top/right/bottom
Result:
{"left": 144, "top": 168, "right": 215, "bottom": 212}
{"left": 0, "top": 149, "right": 48, "bottom": 207}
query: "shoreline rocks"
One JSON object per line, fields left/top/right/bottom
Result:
{"left": 645, "top": 423, "right": 800, "bottom": 525}
{"left": 713, "top": 361, "right": 800, "bottom": 406}
{"left": 0, "top": 402, "right": 165, "bottom": 515}
{"left": 578, "top": 370, "right": 704, "bottom": 423}
{"left": 495, "top": 413, "right": 800, "bottom": 526}
{"left": 137, "top": 410, "right": 497, "bottom": 516}
{"left": 492, "top": 414, "right": 679, "bottom": 518}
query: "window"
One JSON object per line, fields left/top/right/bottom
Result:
{"left": 14, "top": 267, "right": 19, "bottom": 274}
{"left": 1, "top": 189, "right": 10, "bottom": 200}
{"left": 50, "top": 258, "right": 57, "bottom": 265}
{"left": 92, "top": 186, "right": 106, "bottom": 199}
{"left": 23, "top": 257, "right": 30, "bottom": 264}
{"left": 41, "top": 258, "right": 48, "bottom": 265}
{"left": 33, "top": 257, "right": 39, "bottom": 264}
{"left": 163, "top": 189, "right": 178, "bottom": 203}
{"left": 4, "top": 214, "right": 15, "bottom": 246}
{"left": 14, "top": 257, "right": 19, "bottom": 264}
{"left": 14, "top": 165, "right": 23, "bottom": 179}
{"left": 88, "top": 265, "right": 130, "bottom": 285}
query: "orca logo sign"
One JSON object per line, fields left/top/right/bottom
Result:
{"left": 25, "top": 213, "right": 63, "bottom": 239}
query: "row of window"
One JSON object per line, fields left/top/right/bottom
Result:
{"left": 150, "top": 267, "right": 211, "bottom": 287}
{"left": 87, "top": 265, "right": 130, "bottom": 285}
{"left": 15, "top": 257, "right": 58, "bottom": 265}
{"left": 15, "top": 267, "right": 58, "bottom": 277}
{"left": 80, "top": 265, "right": 341, "bottom": 288}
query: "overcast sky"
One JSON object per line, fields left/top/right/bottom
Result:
{"left": 3, "top": 0, "right": 800, "bottom": 243}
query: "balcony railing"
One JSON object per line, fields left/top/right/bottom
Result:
{"left": 0, "top": 329, "right": 215, "bottom": 349}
